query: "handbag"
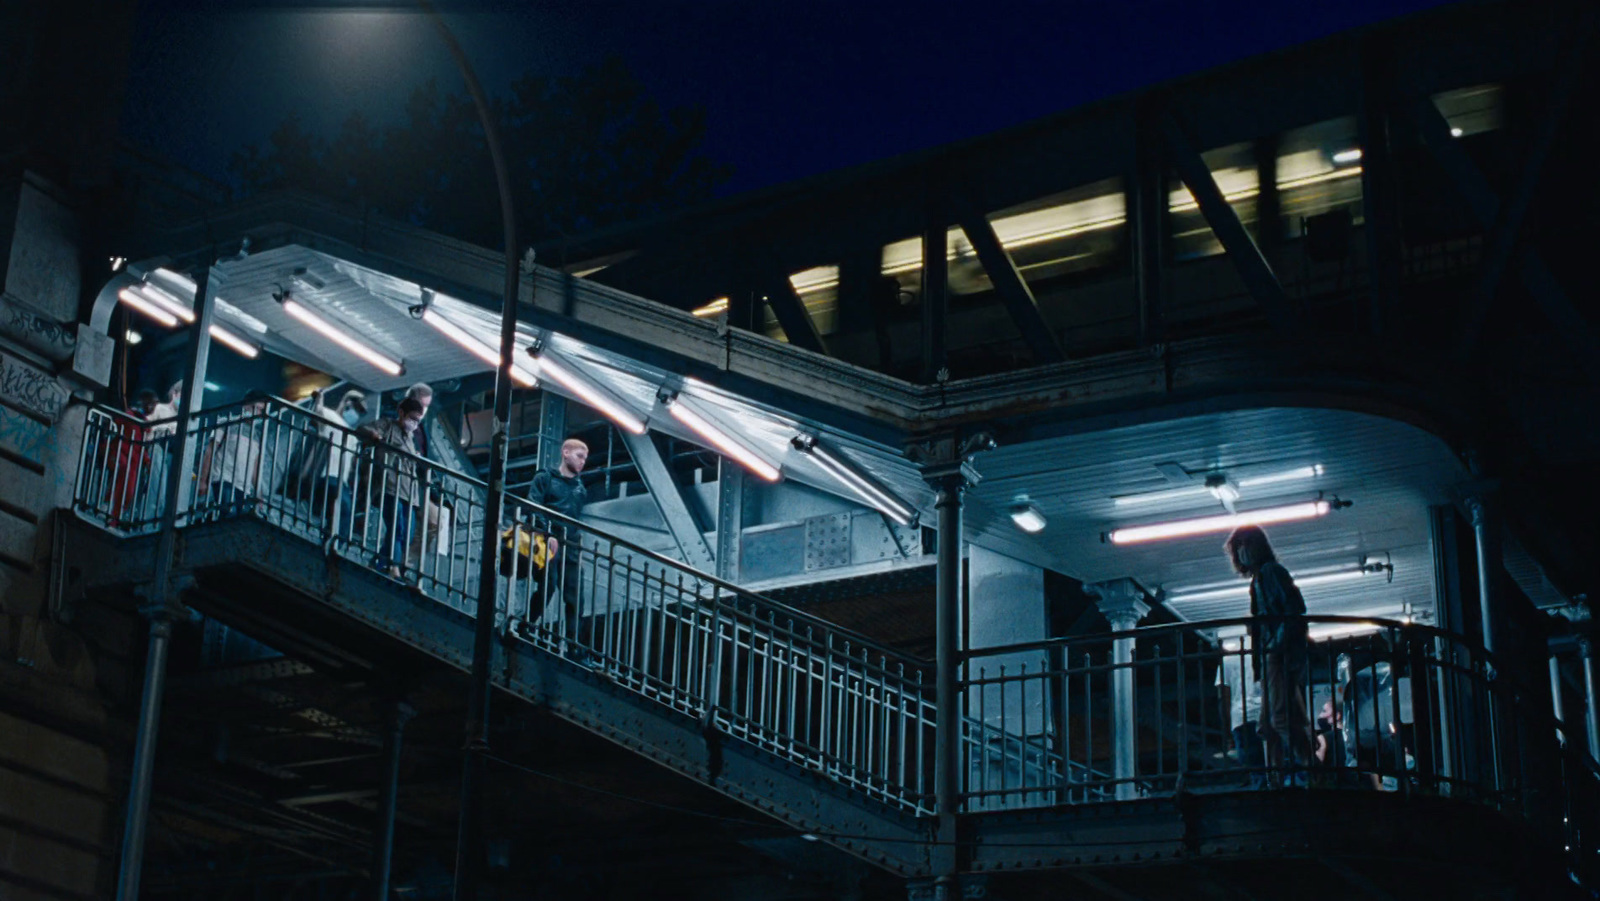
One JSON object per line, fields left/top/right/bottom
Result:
{"left": 499, "top": 524, "right": 550, "bottom": 580}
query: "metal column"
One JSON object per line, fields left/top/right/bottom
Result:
{"left": 920, "top": 210, "right": 949, "bottom": 384}
{"left": 1583, "top": 639, "right": 1600, "bottom": 759}
{"left": 1550, "top": 654, "right": 1567, "bottom": 747}
{"left": 115, "top": 264, "right": 215, "bottom": 901}
{"left": 373, "top": 701, "right": 415, "bottom": 901}
{"left": 1087, "top": 580, "right": 1149, "bottom": 801}
{"left": 1465, "top": 496, "right": 1499, "bottom": 655}
{"left": 918, "top": 436, "right": 983, "bottom": 889}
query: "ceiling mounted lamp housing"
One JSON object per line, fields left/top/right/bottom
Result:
{"left": 1010, "top": 501, "right": 1047, "bottom": 533}
{"left": 420, "top": 305, "right": 536, "bottom": 386}
{"left": 1106, "top": 498, "right": 1349, "bottom": 545}
{"left": 525, "top": 342, "right": 647, "bottom": 435}
{"left": 277, "top": 290, "right": 404, "bottom": 377}
{"left": 792, "top": 434, "right": 916, "bottom": 526}
{"left": 664, "top": 390, "right": 780, "bottom": 482}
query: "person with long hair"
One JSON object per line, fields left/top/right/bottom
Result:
{"left": 1224, "top": 525, "right": 1314, "bottom": 784}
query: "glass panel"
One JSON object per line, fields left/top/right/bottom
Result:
{"left": 978, "top": 177, "right": 1126, "bottom": 288}
{"left": 1278, "top": 116, "right": 1364, "bottom": 239}
{"left": 759, "top": 265, "right": 841, "bottom": 340}
{"left": 1433, "top": 83, "right": 1503, "bottom": 138}
{"left": 1169, "top": 142, "right": 1258, "bottom": 261}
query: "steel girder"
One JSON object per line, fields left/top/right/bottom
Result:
{"left": 619, "top": 429, "right": 718, "bottom": 573}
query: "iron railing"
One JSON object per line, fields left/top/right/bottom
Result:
{"left": 960, "top": 616, "right": 1560, "bottom": 815}
{"left": 73, "top": 398, "right": 1590, "bottom": 856}
{"left": 74, "top": 397, "right": 939, "bottom": 814}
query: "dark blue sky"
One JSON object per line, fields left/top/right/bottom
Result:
{"left": 121, "top": 0, "right": 1457, "bottom": 196}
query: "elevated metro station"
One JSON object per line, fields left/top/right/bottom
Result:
{"left": 4, "top": 0, "right": 1600, "bottom": 898}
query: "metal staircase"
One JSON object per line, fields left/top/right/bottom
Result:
{"left": 63, "top": 397, "right": 1600, "bottom": 892}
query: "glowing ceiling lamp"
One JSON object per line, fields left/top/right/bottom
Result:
{"left": 208, "top": 323, "right": 260, "bottom": 359}
{"left": 691, "top": 297, "right": 730, "bottom": 318}
{"left": 1107, "top": 499, "right": 1336, "bottom": 545}
{"left": 525, "top": 349, "right": 646, "bottom": 435}
{"left": 1010, "top": 502, "right": 1047, "bottom": 534}
{"left": 117, "top": 287, "right": 179, "bottom": 327}
{"left": 667, "top": 393, "right": 779, "bottom": 482}
{"left": 421, "top": 308, "right": 536, "bottom": 386}
{"left": 282, "top": 297, "right": 404, "bottom": 377}
{"left": 793, "top": 435, "right": 916, "bottom": 525}
{"left": 1332, "top": 148, "right": 1363, "bottom": 165}
{"left": 1113, "top": 464, "right": 1325, "bottom": 508}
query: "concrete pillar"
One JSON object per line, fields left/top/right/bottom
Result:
{"left": 1086, "top": 579, "right": 1150, "bottom": 801}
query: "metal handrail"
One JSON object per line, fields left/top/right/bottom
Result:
{"left": 73, "top": 396, "right": 939, "bottom": 814}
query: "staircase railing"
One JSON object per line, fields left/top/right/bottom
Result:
{"left": 960, "top": 616, "right": 1557, "bottom": 819}
{"left": 73, "top": 397, "right": 939, "bottom": 815}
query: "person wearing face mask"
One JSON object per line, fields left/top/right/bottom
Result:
{"left": 1225, "top": 525, "right": 1313, "bottom": 786}
{"left": 311, "top": 389, "right": 366, "bottom": 541}
{"left": 359, "top": 397, "right": 424, "bottom": 579}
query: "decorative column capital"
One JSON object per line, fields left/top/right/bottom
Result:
{"left": 1085, "top": 578, "right": 1151, "bottom": 631}
{"left": 910, "top": 431, "right": 995, "bottom": 490}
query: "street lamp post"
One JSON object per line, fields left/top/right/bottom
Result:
{"left": 413, "top": 4, "right": 522, "bottom": 899}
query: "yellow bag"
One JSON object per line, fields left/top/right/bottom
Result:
{"left": 499, "top": 525, "right": 549, "bottom": 579}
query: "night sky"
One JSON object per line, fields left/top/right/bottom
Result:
{"left": 121, "top": 0, "right": 1456, "bottom": 196}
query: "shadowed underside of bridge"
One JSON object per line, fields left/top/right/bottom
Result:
{"left": 58, "top": 514, "right": 1576, "bottom": 899}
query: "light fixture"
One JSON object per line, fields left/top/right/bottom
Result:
{"left": 208, "top": 323, "right": 260, "bottom": 359}
{"left": 125, "top": 329, "right": 143, "bottom": 345}
{"left": 131, "top": 283, "right": 196, "bottom": 323}
{"left": 1010, "top": 502, "right": 1047, "bottom": 534}
{"left": 666, "top": 392, "right": 780, "bottom": 482}
{"left": 1165, "top": 561, "right": 1389, "bottom": 606}
{"left": 109, "top": 256, "right": 127, "bottom": 272}
{"left": 421, "top": 308, "right": 536, "bottom": 386}
{"left": 1107, "top": 499, "right": 1337, "bottom": 545}
{"left": 281, "top": 297, "right": 404, "bottom": 377}
{"left": 117, "top": 287, "right": 179, "bottom": 327}
{"left": 1114, "top": 464, "right": 1324, "bottom": 507}
{"left": 1450, "top": 126, "right": 1464, "bottom": 138}
{"left": 1332, "top": 148, "right": 1363, "bottom": 164}
{"left": 1236, "top": 464, "right": 1324, "bottom": 488}
{"left": 525, "top": 349, "right": 646, "bottom": 435}
{"left": 792, "top": 435, "right": 917, "bottom": 526}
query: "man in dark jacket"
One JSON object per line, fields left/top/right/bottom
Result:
{"left": 1225, "top": 525, "right": 1313, "bottom": 782}
{"left": 522, "top": 438, "right": 590, "bottom": 656}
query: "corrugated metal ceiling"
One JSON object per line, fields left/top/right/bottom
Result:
{"left": 193, "top": 245, "right": 1469, "bottom": 626}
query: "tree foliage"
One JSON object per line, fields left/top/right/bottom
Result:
{"left": 229, "top": 57, "right": 729, "bottom": 246}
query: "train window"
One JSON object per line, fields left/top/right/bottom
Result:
{"left": 1433, "top": 83, "right": 1502, "bottom": 138}
{"left": 1168, "top": 142, "right": 1258, "bottom": 261}
{"left": 1278, "top": 116, "right": 1365, "bottom": 240}
{"left": 977, "top": 178, "right": 1126, "bottom": 290}
{"left": 759, "top": 265, "right": 842, "bottom": 341}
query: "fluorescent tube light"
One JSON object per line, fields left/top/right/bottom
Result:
{"left": 526, "top": 353, "right": 646, "bottom": 435}
{"left": 1010, "top": 502, "right": 1047, "bottom": 533}
{"left": 150, "top": 268, "right": 198, "bottom": 295}
{"left": 1112, "top": 485, "right": 1211, "bottom": 508}
{"left": 133, "top": 283, "right": 196, "bottom": 323}
{"left": 794, "top": 435, "right": 916, "bottom": 525}
{"left": 1108, "top": 500, "right": 1332, "bottom": 545}
{"left": 208, "top": 323, "right": 260, "bottom": 359}
{"left": 1308, "top": 622, "right": 1385, "bottom": 641}
{"left": 1236, "top": 464, "right": 1324, "bottom": 488}
{"left": 117, "top": 287, "right": 179, "bottom": 327}
{"left": 670, "top": 398, "right": 780, "bottom": 482}
{"left": 282, "top": 299, "right": 404, "bottom": 376}
{"left": 1332, "top": 148, "right": 1363, "bottom": 164}
{"left": 421, "top": 308, "right": 536, "bottom": 386}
